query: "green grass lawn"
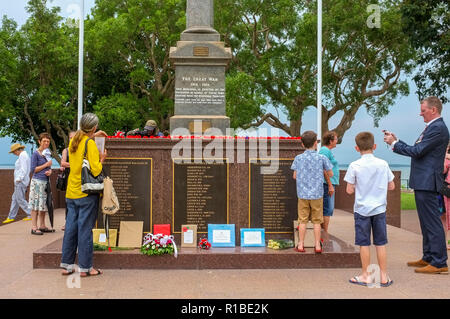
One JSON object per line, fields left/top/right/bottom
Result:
{"left": 401, "top": 192, "right": 416, "bottom": 210}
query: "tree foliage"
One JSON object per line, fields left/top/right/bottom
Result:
{"left": 0, "top": 0, "right": 78, "bottom": 161}
{"left": 216, "top": 0, "right": 415, "bottom": 138}
{"left": 401, "top": 0, "right": 449, "bottom": 103}
{"left": 0, "top": 0, "right": 423, "bottom": 155}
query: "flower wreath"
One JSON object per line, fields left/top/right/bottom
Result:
{"left": 141, "top": 233, "right": 178, "bottom": 257}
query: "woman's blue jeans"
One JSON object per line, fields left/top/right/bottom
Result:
{"left": 60, "top": 194, "right": 99, "bottom": 272}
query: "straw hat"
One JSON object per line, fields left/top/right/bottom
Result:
{"left": 9, "top": 143, "right": 25, "bottom": 153}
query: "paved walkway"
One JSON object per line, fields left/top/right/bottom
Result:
{"left": 0, "top": 208, "right": 448, "bottom": 299}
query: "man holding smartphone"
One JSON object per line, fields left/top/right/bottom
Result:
{"left": 384, "top": 96, "right": 449, "bottom": 274}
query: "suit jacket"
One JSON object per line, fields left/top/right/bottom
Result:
{"left": 393, "top": 117, "right": 449, "bottom": 191}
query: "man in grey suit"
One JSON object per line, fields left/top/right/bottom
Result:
{"left": 384, "top": 96, "right": 449, "bottom": 274}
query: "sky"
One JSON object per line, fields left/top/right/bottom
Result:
{"left": 0, "top": 0, "right": 448, "bottom": 167}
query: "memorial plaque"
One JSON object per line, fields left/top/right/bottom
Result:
{"left": 193, "top": 46, "right": 209, "bottom": 56}
{"left": 173, "top": 160, "right": 228, "bottom": 233}
{"left": 97, "top": 158, "right": 152, "bottom": 232}
{"left": 249, "top": 159, "right": 297, "bottom": 233}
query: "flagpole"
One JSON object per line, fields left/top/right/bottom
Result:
{"left": 77, "top": 0, "right": 84, "bottom": 129}
{"left": 317, "top": 0, "right": 322, "bottom": 148}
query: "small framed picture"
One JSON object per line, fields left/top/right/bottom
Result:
{"left": 208, "top": 224, "right": 235, "bottom": 247}
{"left": 181, "top": 225, "right": 197, "bottom": 248}
{"left": 240, "top": 228, "right": 265, "bottom": 247}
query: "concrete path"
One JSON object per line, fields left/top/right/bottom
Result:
{"left": 0, "top": 208, "right": 448, "bottom": 299}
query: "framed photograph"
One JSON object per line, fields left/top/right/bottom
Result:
{"left": 240, "top": 228, "right": 265, "bottom": 247}
{"left": 208, "top": 224, "right": 235, "bottom": 247}
{"left": 181, "top": 224, "right": 197, "bottom": 248}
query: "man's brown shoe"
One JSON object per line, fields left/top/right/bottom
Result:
{"left": 407, "top": 259, "right": 430, "bottom": 267}
{"left": 414, "top": 265, "right": 448, "bottom": 274}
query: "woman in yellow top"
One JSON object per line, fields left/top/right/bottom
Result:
{"left": 60, "top": 113, "right": 107, "bottom": 277}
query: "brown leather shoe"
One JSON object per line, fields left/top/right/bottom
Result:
{"left": 407, "top": 259, "right": 430, "bottom": 267}
{"left": 414, "top": 265, "right": 448, "bottom": 274}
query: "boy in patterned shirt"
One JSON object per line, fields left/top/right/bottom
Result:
{"left": 291, "top": 131, "right": 333, "bottom": 253}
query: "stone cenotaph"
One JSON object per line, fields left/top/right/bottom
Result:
{"left": 169, "top": 0, "right": 231, "bottom": 135}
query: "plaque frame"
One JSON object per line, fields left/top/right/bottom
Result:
{"left": 99, "top": 157, "right": 153, "bottom": 234}
{"left": 240, "top": 228, "right": 266, "bottom": 247}
{"left": 172, "top": 158, "right": 229, "bottom": 234}
{"left": 208, "top": 224, "right": 236, "bottom": 247}
{"left": 248, "top": 158, "right": 296, "bottom": 234}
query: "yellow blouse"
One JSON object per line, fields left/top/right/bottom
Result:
{"left": 66, "top": 136, "right": 103, "bottom": 199}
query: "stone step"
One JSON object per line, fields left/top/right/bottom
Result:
{"left": 33, "top": 235, "right": 361, "bottom": 270}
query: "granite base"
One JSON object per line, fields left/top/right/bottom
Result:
{"left": 33, "top": 235, "right": 361, "bottom": 270}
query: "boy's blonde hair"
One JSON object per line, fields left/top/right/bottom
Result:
{"left": 355, "top": 132, "right": 374, "bottom": 151}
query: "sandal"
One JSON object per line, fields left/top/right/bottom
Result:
{"left": 39, "top": 227, "right": 55, "bottom": 233}
{"left": 314, "top": 241, "right": 323, "bottom": 254}
{"left": 31, "top": 229, "right": 43, "bottom": 235}
{"left": 349, "top": 276, "right": 369, "bottom": 286}
{"left": 294, "top": 245, "right": 305, "bottom": 253}
{"left": 80, "top": 268, "right": 103, "bottom": 277}
{"left": 61, "top": 269, "right": 75, "bottom": 276}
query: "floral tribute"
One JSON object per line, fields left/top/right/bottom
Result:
{"left": 198, "top": 237, "right": 211, "bottom": 250}
{"left": 108, "top": 131, "right": 302, "bottom": 140}
{"left": 141, "top": 233, "right": 178, "bottom": 257}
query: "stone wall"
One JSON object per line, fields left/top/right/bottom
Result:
{"left": 0, "top": 169, "right": 65, "bottom": 222}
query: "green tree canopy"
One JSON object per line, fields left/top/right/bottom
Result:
{"left": 216, "top": 0, "right": 415, "bottom": 138}
{"left": 401, "top": 0, "right": 449, "bottom": 103}
{"left": 0, "top": 0, "right": 79, "bottom": 161}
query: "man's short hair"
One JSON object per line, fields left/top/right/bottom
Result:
{"left": 322, "top": 131, "right": 337, "bottom": 146}
{"left": 421, "top": 96, "right": 442, "bottom": 114}
{"left": 301, "top": 131, "right": 317, "bottom": 149}
{"left": 355, "top": 132, "right": 374, "bottom": 151}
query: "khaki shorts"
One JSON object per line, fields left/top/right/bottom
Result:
{"left": 298, "top": 198, "right": 323, "bottom": 224}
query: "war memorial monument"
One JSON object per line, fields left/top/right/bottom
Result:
{"left": 32, "top": 0, "right": 401, "bottom": 270}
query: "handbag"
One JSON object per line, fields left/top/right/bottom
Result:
{"left": 439, "top": 181, "right": 450, "bottom": 198}
{"left": 56, "top": 169, "right": 68, "bottom": 191}
{"left": 81, "top": 138, "right": 104, "bottom": 194}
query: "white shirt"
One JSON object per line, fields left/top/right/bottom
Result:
{"left": 14, "top": 151, "right": 30, "bottom": 186}
{"left": 344, "top": 154, "right": 394, "bottom": 217}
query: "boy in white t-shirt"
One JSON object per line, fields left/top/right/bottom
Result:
{"left": 344, "top": 132, "right": 395, "bottom": 287}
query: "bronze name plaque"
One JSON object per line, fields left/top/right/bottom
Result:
{"left": 249, "top": 159, "right": 297, "bottom": 233}
{"left": 188, "top": 121, "right": 211, "bottom": 134}
{"left": 173, "top": 160, "right": 228, "bottom": 233}
{"left": 97, "top": 158, "right": 152, "bottom": 232}
{"left": 193, "top": 46, "right": 209, "bottom": 56}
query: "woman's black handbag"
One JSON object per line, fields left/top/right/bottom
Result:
{"left": 56, "top": 169, "right": 68, "bottom": 191}
{"left": 439, "top": 181, "right": 450, "bottom": 198}
{"left": 81, "top": 138, "right": 104, "bottom": 194}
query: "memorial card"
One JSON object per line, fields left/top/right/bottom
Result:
{"left": 93, "top": 228, "right": 118, "bottom": 247}
{"left": 94, "top": 136, "right": 105, "bottom": 154}
{"left": 118, "top": 221, "right": 144, "bottom": 248}
{"left": 240, "top": 228, "right": 265, "bottom": 247}
{"left": 181, "top": 224, "right": 197, "bottom": 248}
{"left": 208, "top": 224, "right": 235, "bottom": 247}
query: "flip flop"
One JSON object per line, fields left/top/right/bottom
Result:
{"left": 380, "top": 277, "right": 394, "bottom": 287}
{"left": 349, "top": 276, "right": 369, "bottom": 286}
{"left": 39, "top": 228, "right": 55, "bottom": 233}
{"left": 80, "top": 268, "right": 103, "bottom": 277}
{"left": 294, "top": 246, "right": 305, "bottom": 252}
{"left": 61, "top": 269, "right": 75, "bottom": 276}
{"left": 31, "top": 229, "right": 43, "bottom": 235}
